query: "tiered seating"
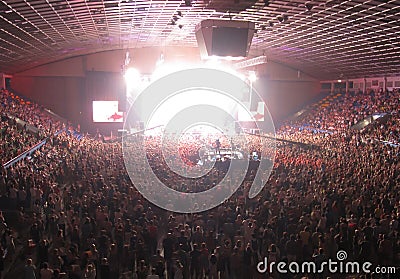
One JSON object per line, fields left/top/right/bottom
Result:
{"left": 277, "top": 88, "right": 400, "bottom": 145}
{"left": 317, "top": 92, "right": 342, "bottom": 109}
{"left": 0, "top": 89, "right": 63, "bottom": 167}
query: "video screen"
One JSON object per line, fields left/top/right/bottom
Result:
{"left": 92, "top": 101, "right": 124, "bottom": 123}
{"left": 211, "top": 27, "right": 249, "bottom": 57}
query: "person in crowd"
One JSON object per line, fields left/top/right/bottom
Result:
{"left": 39, "top": 262, "right": 53, "bottom": 279}
{"left": 82, "top": 263, "right": 96, "bottom": 279}
{"left": 24, "top": 258, "right": 36, "bottom": 279}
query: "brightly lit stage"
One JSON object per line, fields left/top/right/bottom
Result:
{"left": 196, "top": 146, "right": 262, "bottom": 173}
{"left": 198, "top": 146, "right": 244, "bottom": 162}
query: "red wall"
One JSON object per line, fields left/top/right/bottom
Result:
{"left": 11, "top": 76, "right": 85, "bottom": 126}
{"left": 255, "top": 79, "right": 320, "bottom": 124}
{"left": 254, "top": 61, "right": 320, "bottom": 124}
{"left": 12, "top": 72, "right": 125, "bottom": 134}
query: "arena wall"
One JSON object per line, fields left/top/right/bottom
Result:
{"left": 11, "top": 48, "right": 320, "bottom": 132}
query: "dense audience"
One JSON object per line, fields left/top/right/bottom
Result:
{"left": 0, "top": 89, "right": 63, "bottom": 166}
{"left": 277, "top": 88, "right": 399, "bottom": 144}
{"left": 0, "top": 119, "right": 40, "bottom": 165}
{"left": 0, "top": 89, "right": 61, "bottom": 135}
{"left": 0, "top": 86, "right": 399, "bottom": 279}
{"left": 361, "top": 115, "right": 399, "bottom": 145}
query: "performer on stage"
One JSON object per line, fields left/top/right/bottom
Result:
{"left": 215, "top": 139, "right": 221, "bottom": 155}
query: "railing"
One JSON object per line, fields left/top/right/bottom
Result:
{"left": 287, "top": 91, "right": 334, "bottom": 121}
{"left": 3, "top": 130, "right": 63, "bottom": 169}
{"left": 6, "top": 113, "right": 40, "bottom": 135}
{"left": 350, "top": 112, "right": 388, "bottom": 131}
{"left": 2, "top": 89, "right": 75, "bottom": 168}
{"left": 378, "top": 140, "right": 399, "bottom": 148}
{"left": 3, "top": 138, "right": 47, "bottom": 169}
{"left": 291, "top": 124, "right": 334, "bottom": 134}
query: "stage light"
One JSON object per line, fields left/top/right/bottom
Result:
{"left": 204, "top": 56, "right": 221, "bottom": 68}
{"left": 283, "top": 15, "right": 289, "bottom": 22}
{"left": 277, "top": 15, "right": 288, "bottom": 23}
{"left": 151, "top": 62, "right": 190, "bottom": 81}
{"left": 248, "top": 71, "right": 257, "bottom": 82}
{"left": 203, "top": 59, "right": 246, "bottom": 81}
{"left": 125, "top": 67, "right": 140, "bottom": 82}
{"left": 156, "top": 52, "right": 164, "bottom": 67}
{"left": 145, "top": 88, "right": 251, "bottom": 134}
{"left": 124, "top": 67, "right": 141, "bottom": 93}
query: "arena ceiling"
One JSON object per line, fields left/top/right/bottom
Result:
{"left": 0, "top": 0, "right": 399, "bottom": 80}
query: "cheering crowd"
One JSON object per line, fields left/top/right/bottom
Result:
{"left": 0, "top": 87, "right": 399, "bottom": 279}
{"left": 277, "top": 89, "right": 399, "bottom": 145}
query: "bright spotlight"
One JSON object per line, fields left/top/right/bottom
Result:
{"left": 125, "top": 67, "right": 141, "bottom": 98}
{"left": 125, "top": 67, "right": 140, "bottom": 83}
{"left": 204, "top": 56, "right": 221, "bottom": 68}
{"left": 124, "top": 67, "right": 141, "bottom": 94}
{"left": 151, "top": 62, "right": 191, "bottom": 81}
{"left": 145, "top": 89, "right": 251, "bottom": 133}
{"left": 248, "top": 71, "right": 257, "bottom": 82}
{"left": 156, "top": 52, "right": 164, "bottom": 67}
{"left": 203, "top": 60, "right": 246, "bottom": 81}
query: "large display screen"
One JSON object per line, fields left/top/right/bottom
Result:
{"left": 92, "top": 101, "right": 124, "bottom": 123}
{"left": 211, "top": 27, "right": 249, "bottom": 57}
